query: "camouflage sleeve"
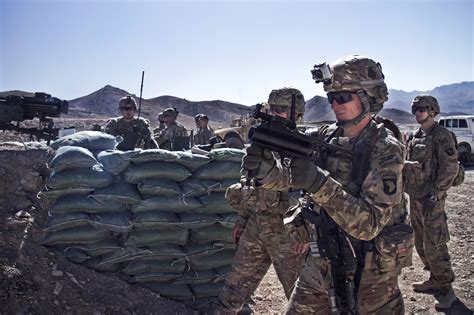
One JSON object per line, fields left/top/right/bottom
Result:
{"left": 311, "top": 137, "right": 406, "bottom": 241}
{"left": 258, "top": 156, "right": 292, "bottom": 191}
{"left": 104, "top": 119, "right": 117, "bottom": 135}
{"left": 141, "top": 119, "right": 159, "bottom": 149}
{"left": 155, "top": 127, "right": 170, "bottom": 145}
{"left": 225, "top": 180, "right": 255, "bottom": 221}
{"left": 430, "top": 130, "right": 459, "bottom": 198}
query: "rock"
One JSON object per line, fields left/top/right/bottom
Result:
{"left": 53, "top": 281, "right": 64, "bottom": 296}
{"left": 51, "top": 270, "right": 63, "bottom": 277}
{"left": 53, "top": 300, "right": 60, "bottom": 306}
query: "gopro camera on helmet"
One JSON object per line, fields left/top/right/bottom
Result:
{"left": 311, "top": 62, "right": 332, "bottom": 83}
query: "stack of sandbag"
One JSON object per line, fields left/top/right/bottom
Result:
{"left": 41, "top": 134, "right": 245, "bottom": 302}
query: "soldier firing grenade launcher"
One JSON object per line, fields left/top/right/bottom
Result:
{"left": 0, "top": 92, "right": 69, "bottom": 143}
{"left": 247, "top": 103, "right": 354, "bottom": 163}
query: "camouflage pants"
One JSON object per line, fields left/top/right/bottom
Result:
{"left": 218, "top": 212, "right": 306, "bottom": 311}
{"left": 286, "top": 253, "right": 404, "bottom": 314}
{"left": 410, "top": 197, "right": 455, "bottom": 285}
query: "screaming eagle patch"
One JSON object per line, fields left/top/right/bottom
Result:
{"left": 382, "top": 178, "right": 397, "bottom": 195}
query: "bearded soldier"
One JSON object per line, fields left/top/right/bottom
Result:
{"left": 104, "top": 95, "right": 158, "bottom": 151}
{"left": 404, "top": 95, "right": 459, "bottom": 309}
{"left": 155, "top": 107, "right": 188, "bottom": 150}
{"left": 208, "top": 88, "right": 306, "bottom": 314}
{"left": 242, "top": 56, "right": 412, "bottom": 314}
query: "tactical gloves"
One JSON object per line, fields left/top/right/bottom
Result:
{"left": 241, "top": 144, "right": 276, "bottom": 181}
{"left": 289, "top": 157, "right": 329, "bottom": 194}
{"left": 422, "top": 195, "right": 438, "bottom": 213}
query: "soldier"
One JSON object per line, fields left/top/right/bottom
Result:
{"left": 194, "top": 114, "right": 215, "bottom": 145}
{"left": 104, "top": 95, "right": 158, "bottom": 151}
{"left": 154, "top": 107, "right": 188, "bottom": 150}
{"left": 208, "top": 88, "right": 307, "bottom": 314}
{"left": 153, "top": 112, "right": 166, "bottom": 135}
{"left": 242, "top": 56, "right": 412, "bottom": 314}
{"left": 404, "top": 95, "right": 459, "bottom": 309}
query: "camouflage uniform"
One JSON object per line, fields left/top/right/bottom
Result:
{"left": 216, "top": 177, "right": 306, "bottom": 312}
{"left": 404, "top": 121, "right": 458, "bottom": 288}
{"left": 155, "top": 122, "right": 188, "bottom": 151}
{"left": 261, "top": 121, "right": 408, "bottom": 314}
{"left": 153, "top": 123, "right": 166, "bottom": 135}
{"left": 194, "top": 126, "right": 215, "bottom": 145}
{"left": 104, "top": 117, "right": 158, "bottom": 151}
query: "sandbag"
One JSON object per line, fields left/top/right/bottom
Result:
{"left": 131, "top": 196, "right": 202, "bottom": 214}
{"left": 49, "top": 146, "right": 99, "bottom": 171}
{"left": 132, "top": 211, "right": 179, "bottom": 229}
{"left": 87, "top": 212, "right": 133, "bottom": 233}
{"left": 129, "top": 149, "right": 177, "bottom": 164}
{"left": 127, "top": 272, "right": 181, "bottom": 284}
{"left": 201, "top": 179, "right": 239, "bottom": 193}
{"left": 208, "top": 148, "right": 245, "bottom": 163}
{"left": 47, "top": 167, "right": 113, "bottom": 189}
{"left": 126, "top": 227, "right": 189, "bottom": 247}
{"left": 183, "top": 243, "right": 225, "bottom": 259}
{"left": 41, "top": 226, "right": 111, "bottom": 246}
{"left": 143, "top": 244, "right": 186, "bottom": 261}
{"left": 179, "top": 178, "right": 210, "bottom": 197}
{"left": 218, "top": 213, "right": 239, "bottom": 229}
{"left": 193, "top": 161, "right": 241, "bottom": 180}
{"left": 188, "top": 249, "right": 235, "bottom": 270}
{"left": 81, "top": 255, "right": 123, "bottom": 273}
{"left": 214, "top": 265, "right": 232, "bottom": 283}
{"left": 95, "top": 247, "right": 153, "bottom": 267}
{"left": 191, "top": 281, "right": 225, "bottom": 298}
{"left": 124, "top": 260, "right": 187, "bottom": 275}
{"left": 97, "top": 149, "right": 140, "bottom": 175}
{"left": 123, "top": 162, "right": 191, "bottom": 184}
{"left": 51, "top": 195, "right": 127, "bottom": 213}
{"left": 44, "top": 212, "right": 90, "bottom": 232}
{"left": 196, "top": 193, "right": 236, "bottom": 214}
{"left": 38, "top": 188, "right": 94, "bottom": 200}
{"left": 141, "top": 283, "right": 193, "bottom": 300}
{"left": 137, "top": 179, "right": 182, "bottom": 196}
{"left": 60, "top": 247, "right": 90, "bottom": 263}
{"left": 176, "top": 213, "right": 220, "bottom": 229}
{"left": 173, "top": 151, "right": 211, "bottom": 171}
{"left": 189, "top": 224, "right": 233, "bottom": 244}
{"left": 66, "top": 239, "right": 123, "bottom": 257}
{"left": 89, "top": 182, "right": 142, "bottom": 204}
{"left": 173, "top": 270, "right": 216, "bottom": 285}
{"left": 51, "top": 131, "right": 120, "bottom": 152}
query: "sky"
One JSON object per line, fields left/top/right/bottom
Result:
{"left": 0, "top": 0, "right": 472, "bottom": 105}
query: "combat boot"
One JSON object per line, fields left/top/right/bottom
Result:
{"left": 412, "top": 277, "right": 440, "bottom": 294}
{"left": 435, "top": 287, "right": 457, "bottom": 310}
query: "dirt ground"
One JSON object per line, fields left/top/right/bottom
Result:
{"left": 0, "top": 124, "right": 473, "bottom": 314}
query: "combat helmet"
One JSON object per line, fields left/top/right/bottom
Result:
{"left": 267, "top": 87, "right": 305, "bottom": 120}
{"left": 312, "top": 55, "right": 388, "bottom": 126}
{"left": 411, "top": 94, "right": 440, "bottom": 117}
{"left": 162, "top": 107, "right": 179, "bottom": 118}
{"left": 118, "top": 95, "right": 138, "bottom": 110}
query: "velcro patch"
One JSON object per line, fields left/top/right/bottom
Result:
{"left": 378, "top": 154, "right": 401, "bottom": 168}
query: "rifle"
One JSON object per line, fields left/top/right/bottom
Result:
{"left": 0, "top": 92, "right": 69, "bottom": 143}
{"left": 248, "top": 103, "right": 360, "bottom": 314}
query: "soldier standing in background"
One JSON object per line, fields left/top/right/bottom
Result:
{"left": 104, "top": 95, "right": 158, "bottom": 151}
{"left": 194, "top": 114, "right": 215, "bottom": 145}
{"left": 404, "top": 95, "right": 459, "bottom": 309}
{"left": 153, "top": 112, "right": 166, "bottom": 135}
{"left": 208, "top": 88, "right": 307, "bottom": 314}
{"left": 242, "top": 56, "right": 412, "bottom": 314}
{"left": 154, "top": 107, "right": 188, "bottom": 150}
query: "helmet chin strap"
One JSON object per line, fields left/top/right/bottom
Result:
{"left": 335, "top": 90, "right": 371, "bottom": 127}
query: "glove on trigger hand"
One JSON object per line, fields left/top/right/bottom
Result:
{"left": 241, "top": 144, "right": 276, "bottom": 180}
{"left": 289, "top": 157, "right": 329, "bottom": 193}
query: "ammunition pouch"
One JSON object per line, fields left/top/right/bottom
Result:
{"left": 372, "top": 223, "right": 414, "bottom": 273}
{"left": 283, "top": 206, "right": 310, "bottom": 244}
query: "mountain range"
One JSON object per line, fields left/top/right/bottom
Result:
{"left": 1, "top": 81, "right": 472, "bottom": 129}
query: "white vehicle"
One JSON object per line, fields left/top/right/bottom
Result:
{"left": 437, "top": 115, "right": 474, "bottom": 164}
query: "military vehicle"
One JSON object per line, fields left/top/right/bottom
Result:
{"left": 214, "top": 114, "right": 256, "bottom": 149}
{"left": 438, "top": 115, "right": 474, "bottom": 164}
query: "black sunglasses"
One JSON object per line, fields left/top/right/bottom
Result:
{"left": 327, "top": 91, "right": 354, "bottom": 105}
{"left": 411, "top": 106, "right": 428, "bottom": 115}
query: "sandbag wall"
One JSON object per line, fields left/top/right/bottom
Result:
{"left": 40, "top": 131, "right": 243, "bottom": 303}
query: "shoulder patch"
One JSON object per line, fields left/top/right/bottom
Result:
{"left": 377, "top": 153, "right": 402, "bottom": 168}
{"left": 382, "top": 178, "right": 397, "bottom": 195}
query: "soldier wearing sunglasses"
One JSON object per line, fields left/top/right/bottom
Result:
{"left": 241, "top": 56, "right": 411, "bottom": 314}
{"left": 104, "top": 95, "right": 158, "bottom": 151}
{"left": 404, "top": 95, "right": 459, "bottom": 309}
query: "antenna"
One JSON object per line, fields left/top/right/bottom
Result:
{"left": 137, "top": 71, "right": 145, "bottom": 118}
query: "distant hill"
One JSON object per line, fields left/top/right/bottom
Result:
{"left": 386, "top": 81, "right": 474, "bottom": 114}
{"left": 1, "top": 81, "right": 472, "bottom": 128}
